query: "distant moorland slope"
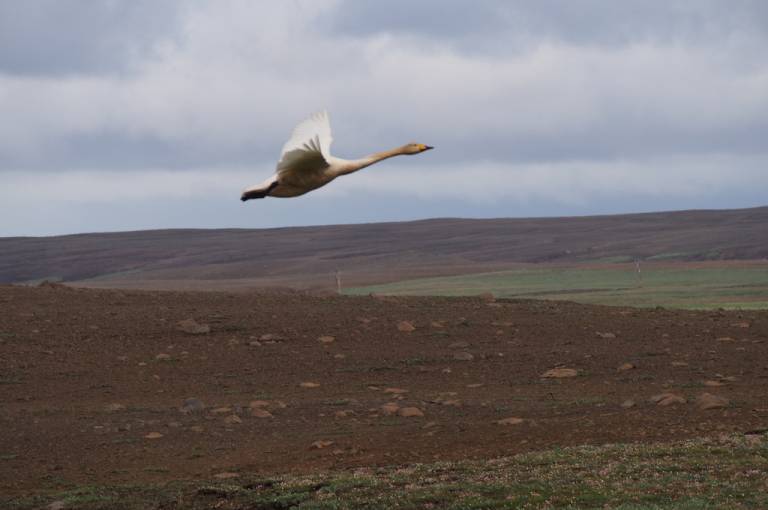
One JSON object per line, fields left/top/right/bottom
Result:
{"left": 1, "top": 206, "right": 767, "bottom": 288}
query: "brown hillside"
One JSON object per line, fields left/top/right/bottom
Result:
{"left": 1, "top": 206, "right": 766, "bottom": 286}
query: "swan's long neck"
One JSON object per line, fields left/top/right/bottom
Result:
{"left": 334, "top": 146, "right": 408, "bottom": 176}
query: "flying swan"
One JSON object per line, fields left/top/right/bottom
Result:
{"left": 241, "top": 111, "right": 432, "bottom": 201}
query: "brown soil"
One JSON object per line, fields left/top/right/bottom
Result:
{"left": 1, "top": 285, "right": 767, "bottom": 495}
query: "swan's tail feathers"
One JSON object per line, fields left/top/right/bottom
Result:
{"left": 241, "top": 180, "right": 279, "bottom": 202}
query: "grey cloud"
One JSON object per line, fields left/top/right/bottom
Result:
{"left": 328, "top": 0, "right": 768, "bottom": 49}
{"left": 0, "top": 0, "right": 184, "bottom": 76}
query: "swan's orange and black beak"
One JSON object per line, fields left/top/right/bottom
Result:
{"left": 423, "top": 145, "right": 434, "bottom": 151}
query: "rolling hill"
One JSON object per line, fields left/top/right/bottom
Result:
{"left": 1, "top": 206, "right": 767, "bottom": 289}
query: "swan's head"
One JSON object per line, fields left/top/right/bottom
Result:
{"left": 403, "top": 143, "right": 434, "bottom": 155}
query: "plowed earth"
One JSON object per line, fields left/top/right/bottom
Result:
{"left": 1, "top": 285, "right": 767, "bottom": 495}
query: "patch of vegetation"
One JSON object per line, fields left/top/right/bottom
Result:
{"left": 347, "top": 264, "right": 768, "bottom": 310}
{"left": 5, "top": 434, "right": 767, "bottom": 509}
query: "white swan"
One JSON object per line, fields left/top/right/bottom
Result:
{"left": 241, "top": 111, "right": 432, "bottom": 201}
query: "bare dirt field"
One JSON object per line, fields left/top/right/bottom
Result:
{"left": 1, "top": 284, "right": 767, "bottom": 498}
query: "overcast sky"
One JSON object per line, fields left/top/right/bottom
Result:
{"left": 2, "top": 1, "right": 767, "bottom": 236}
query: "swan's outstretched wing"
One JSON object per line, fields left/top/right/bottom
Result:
{"left": 277, "top": 111, "right": 334, "bottom": 177}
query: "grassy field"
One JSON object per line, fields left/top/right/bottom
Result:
{"left": 6, "top": 433, "right": 767, "bottom": 509}
{"left": 347, "top": 263, "right": 768, "bottom": 310}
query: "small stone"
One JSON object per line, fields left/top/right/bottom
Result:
{"left": 617, "top": 363, "right": 635, "bottom": 372}
{"left": 48, "top": 501, "right": 66, "bottom": 510}
{"left": 496, "top": 417, "right": 524, "bottom": 425}
{"left": 318, "top": 335, "right": 335, "bottom": 344}
{"left": 649, "top": 393, "right": 686, "bottom": 406}
{"left": 251, "top": 408, "right": 273, "bottom": 418}
{"left": 448, "top": 341, "right": 470, "bottom": 349}
{"left": 189, "top": 425, "right": 204, "bottom": 433}
{"left": 333, "top": 353, "right": 346, "bottom": 359}
{"left": 311, "top": 440, "right": 334, "bottom": 449}
{"left": 716, "top": 337, "right": 736, "bottom": 342}
{"left": 596, "top": 332, "right": 617, "bottom": 339}
{"left": 621, "top": 399, "right": 636, "bottom": 408}
{"left": 380, "top": 402, "right": 400, "bottom": 416}
{"left": 249, "top": 400, "right": 269, "bottom": 408}
{"left": 300, "top": 382, "right": 320, "bottom": 388}
{"left": 541, "top": 368, "right": 578, "bottom": 378}
{"left": 213, "top": 472, "right": 239, "bottom": 479}
{"left": 466, "top": 383, "right": 484, "bottom": 388}
{"left": 671, "top": 361, "right": 689, "bottom": 367}
{"left": 211, "top": 407, "right": 232, "bottom": 414}
{"left": 697, "top": 393, "right": 729, "bottom": 410}
{"left": 223, "top": 414, "right": 242, "bottom": 425}
{"left": 259, "top": 333, "right": 285, "bottom": 342}
{"left": 431, "top": 321, "right": 445, "bottom": 328}
{"left": 105, "top": 403, "right": 125, "bottom": 413}
{"left": 453, "top": 352, "right": 474, "bottom": 361}
{"left": 397, "top": 321, "right": 416, "bottom": 332}
{"left": 334, "top": 410, "right": 352, "bottom": 418}
{"left": 176, "top": 319, "right": 210, "bottom": 335}
{"left": 180, "top": 398, "right": 205, "bottom": 414}
{"left": 731, "top": 321, "right": 751, "bottom": 328}
{"left": 155, "top": 353, "right": 172, "bottom": 361}
{"left": 398, "top": 407, "right": 424, "bottom": 417}
{"left": 384, "top": 388, "right": 408, "bottom": 395}
{"left": 144, "top": 432, "right": 163, "bottom": 439}
{"left": 704, "top": 380, "right": 724, "bottom": 387}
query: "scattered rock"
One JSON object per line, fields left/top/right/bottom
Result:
{"left": 430, "top": 321, "right": 445, "bottom": 328}
{"left": 333, "top": 353, "right": 346, "bottom": 359}
{"left": 397, "top": 321, "right": 416, "bottom": 332}
{"left": 617, "top": 363, "right": 635, "bottom": 372}
{"left": 155, "top": 353, "right": 172, "bottom": 361}
{"left": 448, "top": 341, "right": 470, "bottom": 349}
{"left": 180, "top": 398, "right": 205, "bottom": 414}
{"left": 176, "top": 319, "right": 210, "bottom": 335}
{"left": 649, "top": 393, "right": 686, "bottom": 406}
{"left": 704, "top": 380, "right": 724, "bottom": 387}
{"left": 259, "top": 333, "right": 285, "bottom": 343}
{"left": 211, "top": 407, "right": 232, "bottom": 414}
{"left": 716, "top": 337, "right": 736, "bottom": 342}
{"left": 697, "top": 393, "right": 729, "bottom": 410}
{"left": 311, "top": 440, "right": 334, "bottom": 449}
{"left": 47, "top": 501, "right": 66, "bottom": 510}
{"left": 105, "top": 403, "right": 125, "bottom": 413}
{"left": 671, "top": 361, "right": 689, "bottom": 367}
{"left": 300, "top": 382, "right": 320, "bottom": 388}
{"left": 621, "top": 399, "right": 636, "bottom": 408}
{"left": 453, "top": 352, "right": 474, "bottom": 361}
{"left": 144, "top": 432, "right": 163, "bottom": 439}
{"left": 189, "top": 425, "right": 204, "bottom": 433}
{"left": 380, "top": 403, "right": 400, "bottom": 416}
{"left": 384, "top": 388, "right": 408, "bottom": 395}
{"left": 251, "top": 408, "right": 273, "bottom": 418}
{"left": 496, "top": 417, "right": 524, "bottom": 425}
{"left": 318, "top": 335, "right": 335, "bottom": 344}
{"left": 466, "top": 383, "right": 484, "bottom": 388}
{"left": 596, "top": 332, "right": 617, "bottom": 339}
{"left": 398, "top": 407, "right": 424, "bottom": 417}
{"left": 223, "top": 414, "right": 242, "bottom": 425}
{"left": 541, "top": 368, "right": 578, "bottom": 378}
{"left": 731, "top": 321, "right": 751, "bottom": 328}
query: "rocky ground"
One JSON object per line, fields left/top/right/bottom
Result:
{"left": 1, "top": 284, "right": 767, "bottom": 496}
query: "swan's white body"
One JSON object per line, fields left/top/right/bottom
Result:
{"left": 241, "top": 111, "right": 431, "bottom": 201}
